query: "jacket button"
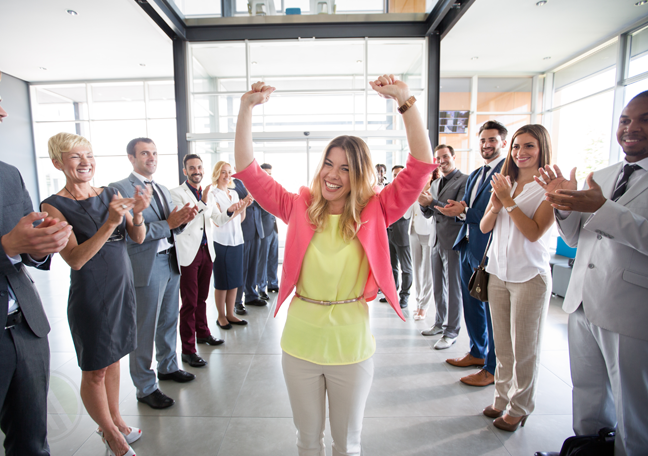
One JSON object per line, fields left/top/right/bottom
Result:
{"left": 0, "top": 291, "right": 6, "bottom": 297}
{"left": 597, "top": 235, "right": 602, "bottom": 240}
{"left": 588, "top": 263, "right": 595, "bottom": 269}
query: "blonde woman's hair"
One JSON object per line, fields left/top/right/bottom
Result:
{"left": 212, "top": 161, "right": 235, "bottom": 188}
{"left": 307, "top": 136, "right": 377, "bottom": 242}
{"left": 48, "top": 132, "right": 93, "bottom": 164}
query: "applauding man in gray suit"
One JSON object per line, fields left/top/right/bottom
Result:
{"left": 419, "top": 145, "right": 467, "bottom": 349}
{"left": 111, "top": 138, "right": 198, "bottom": 409}
{"left": 1, "top": 75, "right": 73, "bottom": 455}
{"left": 541, "top": 92, "right": 648, "bottom": 456}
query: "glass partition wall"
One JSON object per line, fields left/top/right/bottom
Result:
{"left": 187, "top": 38, "right": 427, "bottom": 185}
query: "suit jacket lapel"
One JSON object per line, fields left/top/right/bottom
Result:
{"left": 474, "top": 160, "right": 503, "bottom": 201}
{"left": 132, "top": 173, "right": 162, "bottom": 219}
{"left": 618, "top": 168, "right": 648, "bottom": 205}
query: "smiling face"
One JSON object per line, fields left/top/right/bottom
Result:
{"left": 617, "top": 96, "right": 648, "bottom": 163}
{"left": 376, "top": 165, "right": 386, "bottom": 182}
{"left": 184, "top": 158, "right": 204, "bottom": 187}
{"left": 217, "top": 163, "right": 233, "bottom": 189}
{"left": 435, "top": 147, "right": 456, "bottom": 176}
{"left": 55, "top": 145, "right": 95, "bottom": 184}
{"left": 479, "top": 129, "right": 506, "bottom": 162}
{"left": 511, "top": 132, "right": 541, "bottom": 170}
{"left": 129, "top": 141, "right": 158, "bottom": 179}
{"left": 319, "top": 146, "right": 351, "bottom": 210}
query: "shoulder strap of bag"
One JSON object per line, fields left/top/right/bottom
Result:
{"left": 480, "top": 232, "right": 493, "bottom": 268}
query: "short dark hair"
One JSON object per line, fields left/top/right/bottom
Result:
{"left": 260, "top": 163, "right": 272, "bottom": 170}
{"left": 392, "top": 165, "right": 404, "bottom": 172}
{"left": 478, "top": 120, "right": 508, "bottom": 140}
{"left": 375, "top": 163, "right": 386, "bottom": 172}
{"left": 434, "top": 144, "right": 455, "bottom": 156}
{"left": 183, "top": 154, "right": 202, "bottom": 169}
{"left": 629, "top": 90, "right": 648, "bottom": 103}
{"left": 126, "top": 137, "right": 154, "bottom": 157}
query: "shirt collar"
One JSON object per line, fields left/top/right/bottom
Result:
{"left": 622, "top": 156, "right": 648, "bottom": 171}
{"left": 131, "top": 170, "right": 153, "bottom": 185}
{"left": 485, "top": 155, "right": 506, "bottom": 169}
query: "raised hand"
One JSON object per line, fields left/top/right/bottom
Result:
{"left": 167, "top": 203, "right": 199, "bottom": 229}
{"left": 132, "top": 185, "right": 152, "bottom": 215}
{"left": 535, "top": 165, "right": 577, "bottom": 194}
{"left": 108, "top": 195, "right": 135, "bottom": 225}
{"left": 1, "top": 212, "right": 73, "bottom": 258}
{"left": 201, "top": 184, "right": 212, "bottom": 203}
{"left": 241, "top": 81, "right": 276, "bottom": 109}
{"left": 544, "top": 172, "right": 607, "bottom": 213}
{"left": 369, "top": 74, "right": 411, "bottom": 105}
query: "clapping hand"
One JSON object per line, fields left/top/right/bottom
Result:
{"left": 418, "top": 191, "right": 433, "bottom": 207}
{"left": 544, "top": 172, "right": 607, "bottom": 213}
{"left": 436, "top": 199, "right": 466, "bottom": 217}
{"left": 535, "top": 165, "right": 577, "bottom": 195}
{"left": 490, "top": 173, "right": 514, "bottom": 206}
{"left": 132, "top": 185, "right": 152, "bottom": 215}
{"left": 108, "top": 195, "right": 135, "bottom": 225}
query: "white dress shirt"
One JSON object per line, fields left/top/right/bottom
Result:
{"left": 211, "top": 187, "right": 244, "bottom": 246}
{"left": 131, "top": 171, "right": 173, "bottom": 253}
{"left": 486, "top": 180, "right": 552, "bottom": 283}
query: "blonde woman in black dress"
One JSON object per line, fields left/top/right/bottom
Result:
{"left": 41, "top": 133, "right": 150, "bottom": 456}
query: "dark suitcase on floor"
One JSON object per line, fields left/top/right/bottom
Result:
{"left": 559, "top": 428, "right": 615, "bottom": 456}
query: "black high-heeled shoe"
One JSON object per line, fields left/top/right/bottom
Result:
{"left": 493, "top": 415, "right": 528, "bottom": 432}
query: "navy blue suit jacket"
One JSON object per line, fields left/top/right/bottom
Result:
{"left": 234, "top": 179, "right": 264, "bottom": 240}
{"left": 452, "top": 160, "right": 504, "bottom": 259}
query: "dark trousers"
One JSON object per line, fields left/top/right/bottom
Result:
{"left": 0, "top": 320, "right": 50, "bottom": 456}
{"left": 257, "top": 230, "right": 279, "bottom": 290}
{"left": 236, "top": 234, "right": 260, "bottom": 305}
{"left": 389, "top": 241, "right": 412, "bottom": 300}
{"left": 459, "top": 243, "right": 496, "bottom": 374}
{"left": 179, "top": 244, "right": 213, "bottom": 354}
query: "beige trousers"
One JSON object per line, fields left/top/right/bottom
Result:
{"left": 488, "top": 273, "right": 551, "bottom": 417}
{"left": 282, "top": 352, "right": 374, "bottom": 456}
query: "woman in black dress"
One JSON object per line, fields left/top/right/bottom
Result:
{"left": 41, "top": 133, "right": 150, "bottom": 456}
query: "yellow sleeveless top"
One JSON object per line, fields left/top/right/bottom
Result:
{"left": 280, "top": 214, "right": 375, "bottom": 365}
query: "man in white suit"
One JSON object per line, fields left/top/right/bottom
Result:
{"left": 170, "top": 155, "right": 244, "bottom": 367}
{"left": 539, "top": 92, "right": 648, "bottom": 456}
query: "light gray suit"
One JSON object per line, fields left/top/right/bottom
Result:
{"left": 1, "top": 161, "right": 51, "bottom": 455}
{"left": 110, "top": 173, "right": 183, "bottom": 398}
{"left": 556, "top": 160, "right": 648, "bottom": 456}
{"left": 421, "top": 169, "right": 467, "bottom": 338}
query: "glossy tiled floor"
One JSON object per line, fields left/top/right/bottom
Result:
{"left": 3, "top": 256, "right": 573, "bottom": 455}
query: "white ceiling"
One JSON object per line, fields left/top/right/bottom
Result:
{"left": 441, "top": 0, "right": 648, "bottom": 76}
{"left": 0, "top": 0, "right": 174, "bottom": 82}
{"left": 0, "top": 0, "right": 647, "bottom": 83}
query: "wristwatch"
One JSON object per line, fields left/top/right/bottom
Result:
{"left": 505, "top": 204, "right": 518, "bottom": 213}
{"left": 398, "top": 96, "right": 416, "bottom": 114}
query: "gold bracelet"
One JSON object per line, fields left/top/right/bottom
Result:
{"left": 398, "top": 96, "right": 416, "bottom": 114}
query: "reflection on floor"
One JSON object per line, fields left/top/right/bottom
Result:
{"left": 3, "top": 255, "right": 573, "bottom": 455}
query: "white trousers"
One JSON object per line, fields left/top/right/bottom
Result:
{"left": 282, "top": 352, "right": 374, "bottom": 456}
{"left": 569, "top": 306, "right": 648, "bottom": 456}
{"left": 409, "top": 233, "right": 433, "bottom": 311}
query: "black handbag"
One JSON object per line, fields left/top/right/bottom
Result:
{"left": 558, "top": 427, "right": 615, "bottom": 456}
{"left": 468, "top": 233, "right": 492, "bottom": 302}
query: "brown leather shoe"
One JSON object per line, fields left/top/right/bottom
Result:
{"left": 446, "top": 353, "right": 485, "bottom": 368}
{"left": 483, "top": 405, "right": 503, "bottom": 418}
{"left": 460, "top": 368, "right": 494, "bottom": 387}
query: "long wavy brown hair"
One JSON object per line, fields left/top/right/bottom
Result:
{"left": 307, "top": 136, "right": 377, "bottom": 242}
{"left": 501, "top": 124, "right": 552, "bottom": 182}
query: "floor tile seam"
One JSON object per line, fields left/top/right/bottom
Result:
{"left": 215, "top": 417, "right": 233, "bottom": 456}
{"left": 70, "top": 431, "right": 96, "bottom": 456}
{"left": 539, "top": 362, "right": 574, "bottom": 388}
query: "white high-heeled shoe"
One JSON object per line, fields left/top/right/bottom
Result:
{"left": 97, "top": 427, "right": 142, "bottom": 445}
{"left": 102, "top": 436, "right": 136, "bottom": 456}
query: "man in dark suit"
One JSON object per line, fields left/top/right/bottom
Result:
{"left": 1, "top": 76, "right": 73, "bottom": 455}
{"left": 384, "top": 165, "right": 412, "bottom": 309}
{"left": 436, "top": 120, "right": 508, "bottom": 387}
{"left": 257, "top": 163, "right": 279, "bottom": 294}
{"left": 110, "top": 138, "right": 198, "bottom": 409}
{"left": 233, "top": 178, "right": 266, "bottom": 314}
{"left": 419, "top": 145, "right": 467, "bottom": 350}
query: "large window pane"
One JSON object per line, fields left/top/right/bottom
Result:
{"left": 554, "top": 41, "right": 617, "bottom": 107}
{"left": 90, "top": 120, "right": 147, "bottom": 156}
{"left": 90, "top": 83, "right": 145, "bottom": 120}
{"left": 629, "top": 26, "right": 648, "bottom": 78}
{"left": 478, "top": 78, "right": 532, "bottom": 113}
{"left": 147, "top": 81, "right": 176, "bottom": 119}
{"left": 32, "top": 85, "right": 88, "bottom": 122}
{"left": 191, "top": 43, "right": 247, "bottom": 93}
{"left": 551, "top": 91, "right": 614, "bottom": 182}
{"left": 34, "top": 122, "right": 90, "bottom": 158}
{"left": 625, "top": 78, "right": 648, "bottom": 104}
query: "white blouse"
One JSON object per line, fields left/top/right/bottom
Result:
{"left": 211, "top": 187, "right": 244, "bottom": 246}
{"left": 485, "top": 180, "right": 552, "bottom": 283}
{"left": 409, "top": 202, "right": 434, "bottom": 236}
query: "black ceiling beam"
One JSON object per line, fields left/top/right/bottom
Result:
{"left": 186, "top": 21, "right": 430, "bottom": 41}
{"left": 135, "top": 0, "right": 187, "bottom": 40}
{"left": 424, "top": 0, "right": 457, "bottom": 36}
{"left": 437, "top": 0, "right": 476, "bottom": 39}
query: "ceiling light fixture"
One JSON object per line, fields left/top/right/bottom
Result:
{"left": 536, "top": 1, "right": 547, "bottom": 6}
{"left": 139, "top": 63, "right": 146, "bottom": 67}
{"left": 636, "top": 0, "right": 647, "bottom": 5}
{"left": 66, "top": 9, "right": 78, "bottom": 15}
{"left": 39, "top": 67, "right": 47, "bottom": 70}
{"left": 251, "top": 61, "right": 258, "bottom": 65}
{"left": 543, "top": 56, "right": 551, "bottom": 60}
{"left": 356, "top": 60, "right": 362, "bottom": 64}
{"left": 471, "top": 56, "right": 479, "bottom": 60}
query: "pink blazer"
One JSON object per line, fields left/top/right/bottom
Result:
{"left": 234, "top": 155, "right": 436, "bottom": 321}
